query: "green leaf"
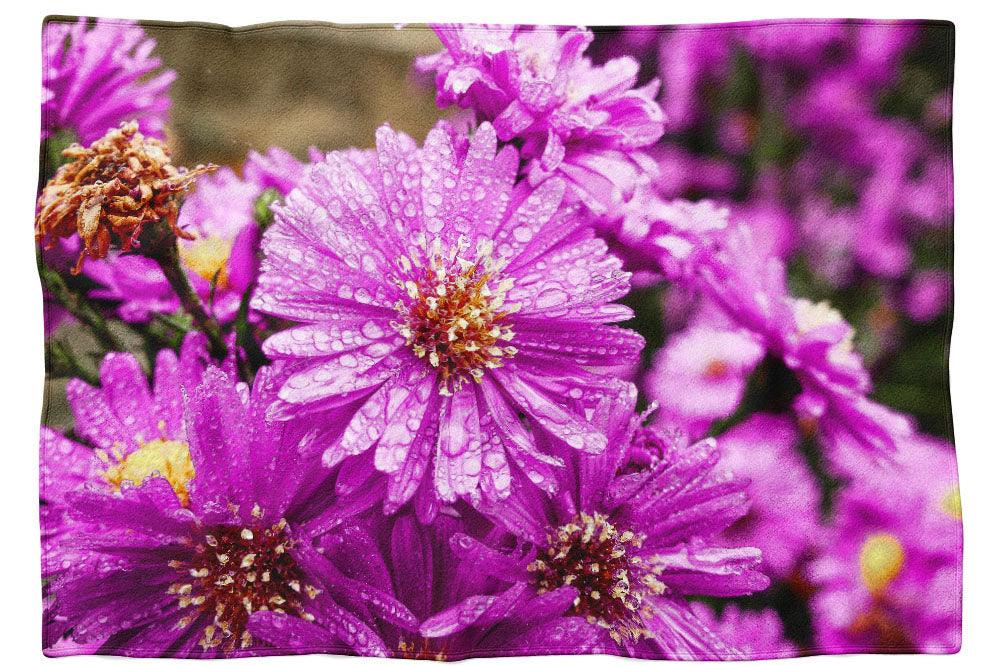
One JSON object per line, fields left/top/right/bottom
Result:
{"left": 253, "top": 188, "right": 281, "bottom": 229}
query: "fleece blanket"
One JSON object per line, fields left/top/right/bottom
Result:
{"left": 36, "top": 17, "right": 959, "bottom": 659}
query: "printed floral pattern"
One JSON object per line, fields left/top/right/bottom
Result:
{"left": 37, "top": 17, "right": 958, "bottom": 659}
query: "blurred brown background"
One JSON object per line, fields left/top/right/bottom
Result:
{"left": 145, "top": 22, "right": 445, "bottom": 167}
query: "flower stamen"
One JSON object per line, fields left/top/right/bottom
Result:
{"left": 392, "top": 235, "right": 518, "bottom": 395}
{"left": 168, "top": 517, "right": 312, "bottom": 653}
{"left": 528, "top": 512, "right": 665, "bottom": 644}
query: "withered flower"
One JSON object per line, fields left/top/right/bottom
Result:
{"left": 35, "top": 121, "right": 215, "bottom": 273}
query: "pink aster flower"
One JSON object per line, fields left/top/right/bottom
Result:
{"left": 790, "top": 62, "right": 949, "bottom": 280}
{"left": 42, "top": 332, "right": 250, "bottom": 587}
{"left": 798, "top": 196, "right": 859, "bottom": 288}
{"left": 716, "top": 414, "right": 822, "bottom": 578}
{"left": 645, "top": 326, "right": 764, "bottom": 437}
{"left": 652, "top": 145, "right": 740, "bottom": 199}
{"left": 691, "top": 603, "right": 798, "bottom": 659}
{"left": 244, "top": 145, "right": 316, "bottom": 194}
{"left": 598, "top": 191, "right": 731, "bottom": 284}
{"left": 808, "top": 437, "right": 961, "bottom": 653}
{"left": 250, "top": 510, "right": 605, "bottom": 658}
{"left": 729, "top": 190, "right": 798, "bottom": 260}
{"left": 253, "top": 123, "right": 642, "bottom": 509}
{"left": 740, "top": 22, "right": 846, "bottom": 68}
{"left": 42, "top": 18, "right": 175, "bottom": 143}
{"left": 416, "top": 25, "right": 665, "bottom": 213}
{"left": 847, "top": 21, "right": 920, "bottom": 87}
{"left": 42, "top": 333, "right": 211, "bottom": 651}
{"left": 40, "top": 426, "right": 103, "bottom": 651}
{"left": 47, "top": 364, "right": 415, "bottom": 657}
{"left": 657, "top": 27, "right": 732, "bottom": 133}
{"left": 62, "top": 332, "right": 212, "bottom": 462}
{"left": 901, "top": 155, "right": 952, "bottom": 227}
{"left": 84, "top": 151, "right": 302, "bottom": 323}
{"left": 438, "top": 385, "right": 769, "bottom": 657}
{"left": 903, "top": 269, "right": 951, "bottom": 323}
{"left": 697, "top": 224, "right": 913, "bottom": 455}
{"left": 40, "top": 426, "right": 97, "bottom": 578}
{"left": 251, "top": 121, "right": 642, "bottom": 511}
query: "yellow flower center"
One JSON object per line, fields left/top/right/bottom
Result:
{"left": 859, "top": 532, "right": 905, "bottom": 594}
{"left": 528, "top": 512, "right": 665, "bottom": 644}
{"left": 392, "top": 236, "right": 518, "bottom": 396}
{"left": 103, "top": 438, "right": 196, "bottom": 506}
{"left": 179, "top": 235, "right": 233, "bottom": 289}
{"left": 793, "top": 298, "right": 855, "bottom": 362}
{"left": 941, "top": 486, "right": 962, "bottom": 520}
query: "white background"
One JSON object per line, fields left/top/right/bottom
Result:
{"left": 1, "top": 1, "right": 996, "bottom": 663}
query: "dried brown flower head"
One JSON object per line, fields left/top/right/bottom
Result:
{"left": 35, "top": 121, "right": 216, "bottom": 273}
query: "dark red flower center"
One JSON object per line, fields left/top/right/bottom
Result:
{"left": 528, "top": 512, "right": 665, "bottom": 644}
{"left": 168, "top": 515, "right": 318, "bottom": 652}
{"left": 396, "top": 638, "right": 447, "bottom": 660}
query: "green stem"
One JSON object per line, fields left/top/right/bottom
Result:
{"left": 46, "top": 339, "right": 100, "bottom": 385}
{"left": 39, "top": 262, "right": 125, "bottom": 352}
{"left": 148, "top": 239, "right": 228, "bottom": 360}
{"left": 233, "top": 282, "right": 267, "bottom": 385}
